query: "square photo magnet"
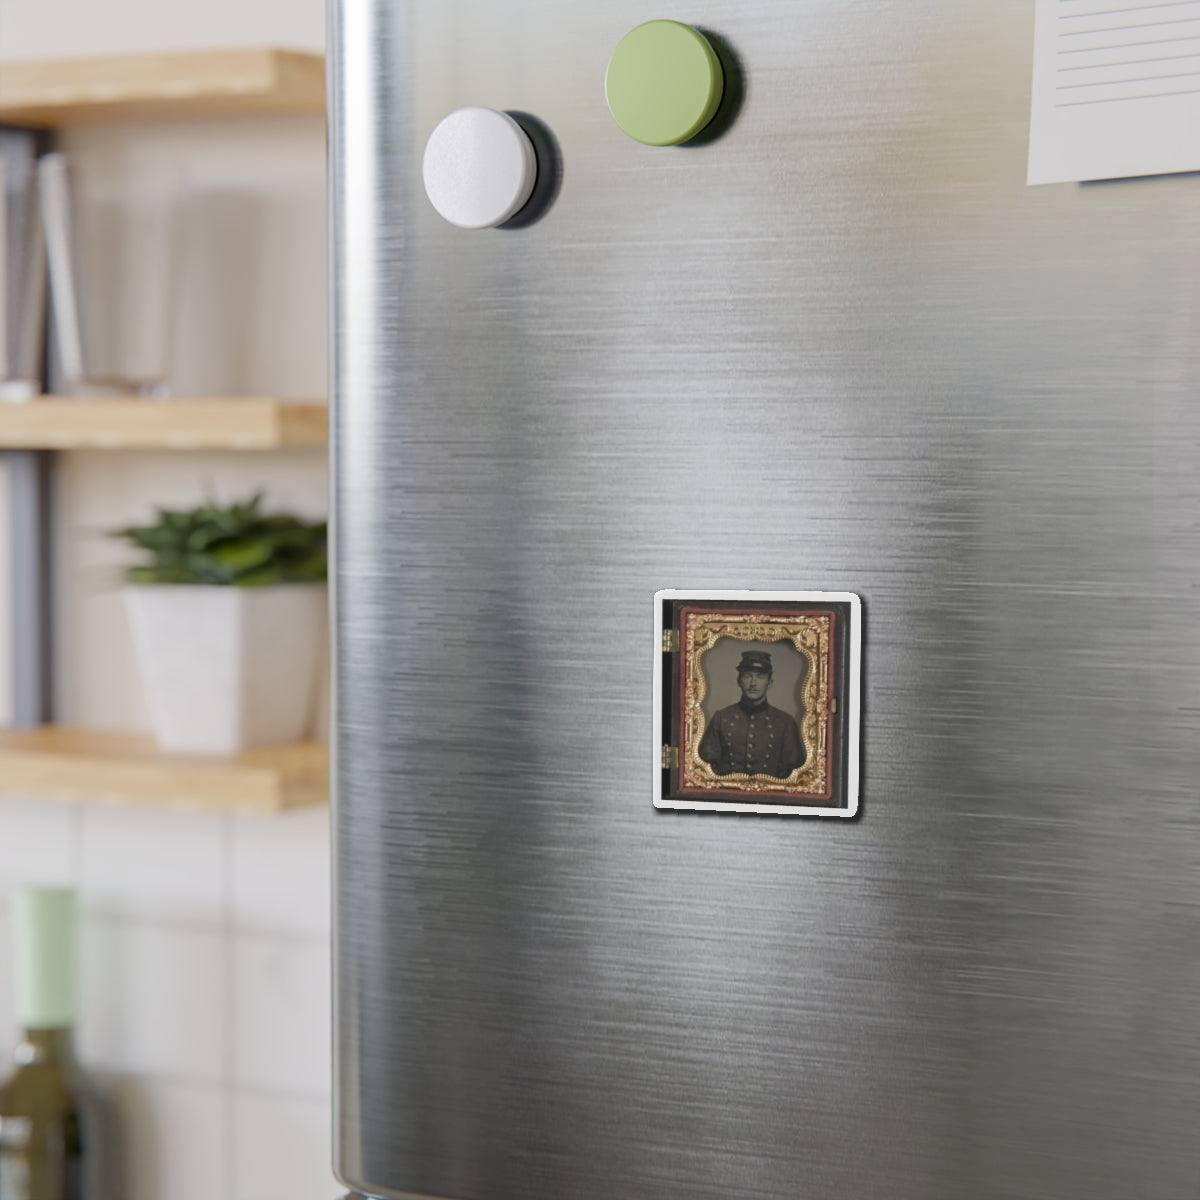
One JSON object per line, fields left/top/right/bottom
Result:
{"left": 654, "top": 590, "right": 862, "bottom": 816}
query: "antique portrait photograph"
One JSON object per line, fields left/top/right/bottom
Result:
{"left": 697, "top": 637, "right": 810, "bottom": 780}
{"left": 654, "top": 591, "right": 862, "bottom": 816}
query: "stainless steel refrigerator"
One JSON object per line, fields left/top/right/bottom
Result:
{"left": 328, "top": 2, "right": 1200, "bottom": 1197}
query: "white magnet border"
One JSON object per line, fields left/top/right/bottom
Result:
{"left": 652, "top": 589, "right": 862, "bottom": 818}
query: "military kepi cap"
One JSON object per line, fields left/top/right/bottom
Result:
{"left": 737, "top": 650, "right": 773, "bottom": 674}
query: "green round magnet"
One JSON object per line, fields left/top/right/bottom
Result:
{"left": 605, "top": 20, "right": 724, "bottom": 147}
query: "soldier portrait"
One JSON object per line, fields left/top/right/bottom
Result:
{"left": 655, "top": 591, "right": 862, "bottom": 816}
{"left": 698, "top": 646, "right": 806, "bottom": 778}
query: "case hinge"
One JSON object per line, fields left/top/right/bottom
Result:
{"left": 661, "top": 745, "right": 678, "bottom": 769}
{"left": 662, "top": 629, "right": 679, "bottom": 653}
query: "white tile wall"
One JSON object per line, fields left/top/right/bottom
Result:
{"left": 233, "top": 935, "right": 331, "bottom": 1097}
{"left": 0, "top": 908, "right": 12, "bottom": 1062}
{"left": 0, "top": 797, "right": 81, "bottom": 1063}
{"left": 0, "top": 796, "right": 78, "bottom": 885}
{"left": 107, "top": 1077, "right": 227, "bottom": 1200}
{"left": 80, "top": 917, "right": 226, "bottom": 1081}
{"left": 232, "top": 806, "right": 331, "bottom": 937}
{"left": 0, "top": 797, "right": 334, "bottom": 1196}
{"left": 80, "top": 805, "right": 225, "bottom": 924}
{"left": 232, "top": 1093, "right": 340, "bottom": 1200}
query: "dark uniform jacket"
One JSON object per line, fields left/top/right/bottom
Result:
{"left": 698, "top": 698, "right": 806, "bottom": 778}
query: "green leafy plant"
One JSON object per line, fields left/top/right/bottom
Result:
{"left": 112, "top": 494, "right": 327, "bottom": 587}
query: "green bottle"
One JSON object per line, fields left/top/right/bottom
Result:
{"left": 0, "top": 888, "right": 90, "bottom": 1200}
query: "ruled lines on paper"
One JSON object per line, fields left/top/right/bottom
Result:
{"left": 1056, "top": 0, "right": 1200, "bottom": 107}
{"left": 1029, "top": 0, "right": 1200, "bottom": 182}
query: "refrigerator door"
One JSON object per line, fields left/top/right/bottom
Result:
{"left": 329, "top": 2, "right": 1200, "bottom": 1198}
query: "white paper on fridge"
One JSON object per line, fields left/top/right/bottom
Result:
{"left": 1028, "top": 0, "right": 1200, "bottom": 184}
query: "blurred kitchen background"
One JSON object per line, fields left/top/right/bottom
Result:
{"left": 0, "top": 0, "right": 334, "bottom": 1197}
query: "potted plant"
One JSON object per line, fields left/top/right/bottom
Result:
{"left": 112, "top": 494, "right": 327, "bottom": 755}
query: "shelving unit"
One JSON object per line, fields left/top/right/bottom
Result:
{"left": 0, "top": 48, "right": 325, "bottom": 127}
{"left": 0, "top": 397, "right": 327, "bottom": 450}
{"left": 0, "top": 726, "right": 327, "bottom": 812}
{"left": 0, "top": 49, "right": 330, "bottom": 811}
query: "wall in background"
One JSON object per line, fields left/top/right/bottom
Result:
{"left": 0, "top": 800, "right": 334, "bottom": 1200}
{"left": 1, "top": 2, "right": 335, "bottom": 1198}
{"left": 1, "top": 0, "right": 323, "bottom": 60}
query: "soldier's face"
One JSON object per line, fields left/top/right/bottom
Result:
{"left": 738, "top": 668, "right": 770, "bottom": 702}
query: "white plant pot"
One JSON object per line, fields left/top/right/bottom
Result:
{"left": 124, "top": 583, "right": 326, "bottom": 756}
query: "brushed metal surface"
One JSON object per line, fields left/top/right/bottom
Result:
{"left": 331, "top": 2, "right": 1200, "bottom": 1197}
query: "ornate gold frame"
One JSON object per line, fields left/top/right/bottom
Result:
{"left": 680, "top": 611, "right": 832, "bottom": 798}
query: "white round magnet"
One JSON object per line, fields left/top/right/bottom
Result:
{"left": 422, "top": 107, "right": 538, "bottom": 230}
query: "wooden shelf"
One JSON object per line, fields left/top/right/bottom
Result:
{"left": 0, "top": 726, "right": 327, "bottom": 813}
{"left": 0, "top": 397, "right": 327, "bottom": 450}
{"left": 0, "top": 48, "right": 325, "bottom": 127}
